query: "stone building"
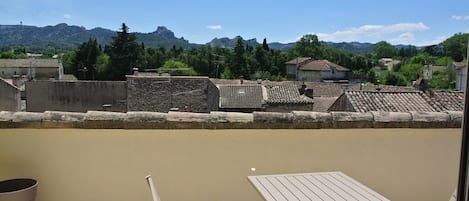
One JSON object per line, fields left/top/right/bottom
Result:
{"left": 0, "top": 58, "right": 63, "bottom": 80}
{"left": 0, "top": 78, "right": 21, "bottom": 111}
{"left": 285, "top": 57, "right": 350, "bottom": 82}
{"left": 215, "top": 82, "right": 314, "bottom": 113}
{"left": 126, "top": 75, "right": 213, "bottom": 113}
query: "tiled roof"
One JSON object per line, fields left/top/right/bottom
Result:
{"left": 342, "top": 91, "right": 443, "bottom": 112}
{"left": 300, "top": 60, "right": 350, "bottom": 72}
{"left": 218, "top": 85, "right": 264, "bottom": 109}
{"left": 264, "top": 83, "right": 314, "bottom": 104}
{"left": 432, "top": 91, "right": 464, "bottom": 111}
{"left": 0, "top": 59, "right": 61, "bottom": 68}
{"left": 288, "top": 81, "right": 415, "bottom": 97}
{"left": 210, "top": 78, "right": 259, "bottom": 85}
{"left": 313, "top": 96, "right": 339, "bottom": 112}
{"left": 285, "top": 57, "right": 312, "bottom": 65}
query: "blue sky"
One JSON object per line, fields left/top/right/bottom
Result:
{"left": 0, "top": 0, "right": 468, "bottom": 46}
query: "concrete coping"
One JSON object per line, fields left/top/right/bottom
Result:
{"left": 125, "top": 111, "right": 167, "bottom": 122}
{"left": 0, "top": 110, "right": 464, "bottom": 129}
{"left": 84, "top": 111, "right": 127, "bottom": 121}
{"left": 43, "top": 111, "right": 86, "bottom": 122}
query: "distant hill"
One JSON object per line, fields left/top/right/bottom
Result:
{"left": 0, "top": 23, "right": 194, "bottom": 52}
{"left": 0, "top": 23, "right": 427, "bottom": 54}
{"left": 207, "top": 36, "right": 258, "bottom": 48}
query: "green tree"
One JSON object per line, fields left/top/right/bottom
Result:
{"left": 72, "top": 38, "right": 99, "bottom": 80}
{"left": 108, "top": 23, "right": 140, "bottom": 80}
{"left": 373, "top": 41, "right": 397, "bottom": 59}
{"left": 61, "top": 51, "right": 76, "bottom": 74}
{"left": 291, "top": 34, "right": 323, "bottom": 58}
{"left": 159, "top": 59, "right": 197, "bottom": 76}
{"left": 230, "top": 37, "right": 247, "bottom": 78}
{"left": 382, "top": 71, "right": 407, "bottom": 86}
{"left": 441, "top": 33, "right": 468, "bottom": 62}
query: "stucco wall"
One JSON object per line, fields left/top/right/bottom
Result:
{"left": 298, "top": 71, "right": 321, "bottom": 82}
{"left": 126, "top": 76, "right": 209, "bottom": 113}
{"left": 26, "top": 81, "right": 127, "bottom": 112}
{"left": 0, "top": 79, "right": 20, "bottom": 111}
{"left": 0, "top": 129, "right": 460, "bottom": 201}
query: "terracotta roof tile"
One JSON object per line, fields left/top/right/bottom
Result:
{"left": 300, "top": 60, "right": 350, "bottom": 72}
{"left": 432, "top": 91, "right": 464, "bottom": 111}
{"left": 342, "top": 91, "right": 443, "bottom": 112}
{"left": 285, "top": 57, "right": 312, "bottom": 65}
{"left": 264, "top": 84, "right": 314, "bottom": 104}
{"left": 218, "top": 85, "right": 263, "bottom": 109}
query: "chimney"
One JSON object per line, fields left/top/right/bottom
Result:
{"left": 132, "top": 67, "right": 139, "bottom": 75}
{"left": 305, "top": 88, "right": 314, "bottom": 98}
{"left": 240, "top": 76, "right": 244, "bottom": 84}
{"left": 299, "top": 81, "right": 307, "bottom": 95}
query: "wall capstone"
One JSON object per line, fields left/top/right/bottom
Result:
{"left": 209, "top": 111, "right": 253, "bottom": 123}
{"left": 125, "top": 111, "right": 167, "bottom": 123}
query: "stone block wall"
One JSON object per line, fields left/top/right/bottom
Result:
{"left": 126, "top": 76, "right": 209, "bottom": 113}
{"left": 26, "top": 80, "right": 127, "bottom": 112}
{"left": 0, "top": 78, "right": 21, "bottom": 111}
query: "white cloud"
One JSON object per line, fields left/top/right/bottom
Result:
{"left": 310, "top": 22, "right": 429, "bottom": 44}
{"left": 452, "top": 15, "right": 469, "bottom": 20}
{"left": 389, "top": 32, "right": 415, "bottom": 44}
{"left": 206, "top": 25, "right": 222, "bottom": 30}
{"left": 63, "top": 14, "right": 71, "bottom": 19}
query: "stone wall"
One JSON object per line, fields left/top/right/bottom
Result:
{"left": 0, "top": 110, "right": 462, "bottom": 129}
{"left": 126, "top": 76, "right": 209, "bottom": 113}
{"left": 264, "top": 103, "right": 314, "bottom": 113}
{"left": 0, "top": 78, "right": 21, "bottom": 111}
{"left": 26, "top": 80, "right": 127, "bottom": 112}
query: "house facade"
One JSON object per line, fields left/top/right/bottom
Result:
{"left": 285, "top": 57, "right": 350, "bottom": 82}
{"left": 0, "top": 58, "right": 63, "bottom": 80}
{"left": 453, "top": 62, "right": 467, "bottom": 91}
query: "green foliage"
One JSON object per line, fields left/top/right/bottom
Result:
{"left": 230, "top": 37, "right": 247, "bottom": 78}
{"left": 0, "top": 51, "right": 16, "bottom": 59}
{"left": 433, "top": 56, "right": 452, "bottom": 66}
{"left": 159, "top": 59, "right": 197, "bottom": 76}
{"left": 61, "top": 51, "right": 76, "bottom": 74}
{"left": 366, "top": 70, "right": 377, "bottom": 84}
{"left": 441, "top": 33, "right": 468, "bottom": 62}
{"left": 373, "top": 41, "right": 397, "bottom": 58}
{"left": 251, "top": 71, "right": 271, "bottom": 80}
{"left": 73, "top": 38, "right": 99, "bottom": 80}
{"left": 290, "top": 34, "right": 323, "bottom": 58}
{"left": 95, "top": 53, "right": 110, "bottom": 79}
{"left": 430, "top": 71, "right": 452, "bottom": 89}
{"left": 220, "top": 66, "right": 232, "bottom": 79}
{"left": 382, "top": 71, "right": 407, "bottom": 86}
{"left": 399, "top": 63, "right": 422, "bottom": 82}
{"left": 108, "top": 23, "right": 141, "bottom": 80}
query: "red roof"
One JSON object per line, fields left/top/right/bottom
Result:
{"left": 285, "top": 57, "right": 312, "bottom": 65}
{"left": 299, "top": 60, "right": 350, "bottom": 72}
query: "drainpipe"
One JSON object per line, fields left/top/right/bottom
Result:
{"left": 457, "top": 36, "right": 469, "bottom": 201}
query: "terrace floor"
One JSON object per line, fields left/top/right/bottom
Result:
{"left": 0, "top": 128, "right": 461, "bottom": 201}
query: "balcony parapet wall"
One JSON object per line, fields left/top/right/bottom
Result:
{"left": 0, "top": 110, "right": 463, "bottom": 129}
